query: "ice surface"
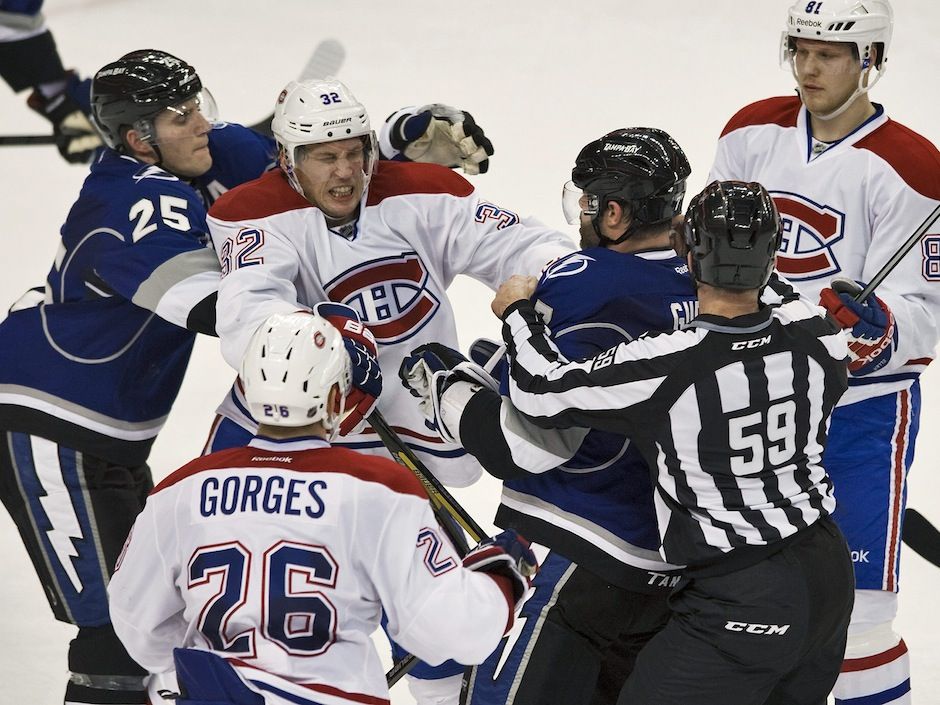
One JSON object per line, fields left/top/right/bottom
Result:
{"left": 1, "top": 1, "right": 937, "bottom": 702}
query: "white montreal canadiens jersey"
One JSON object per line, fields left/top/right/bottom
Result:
{"left": 108, "top": 437, "right": 513, "bottom": 705}
{"left": 206, "top": 161, "right": 574, "bottom": 486}
{"left": 710, "top": 96, "right": 940, "bottom": 405}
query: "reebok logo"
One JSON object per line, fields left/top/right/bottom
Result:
{"left": 851, "top": 549, "right": 870, "bottom": 563}
{"left": 796, "top": 18, "right": 823, "bottom": 27}
{"left": 724, "top": 621, "right": 791, "bottom": 635}
{"left": 251, "top": 456, "right": 292, "bottom": 463}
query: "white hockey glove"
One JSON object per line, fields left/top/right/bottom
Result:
{"left": 462, "top": 529, "right": 538, "bottom": 612}
{"left": 385, "top": 104, "right": 494, "bottom": 175}
{"left": 399, "top": 343, "right": 498, "bottom": 444}
{"left": 27, "top": 72, "right": 103, "bottom": 164}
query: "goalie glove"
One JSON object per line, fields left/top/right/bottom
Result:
{"left": 383, "top": 104, "right": 494, "bottom": 175}
{"left": 819, "top": 278, "right": 897, "bottom": 376}
{"left": 314, "top": 302, "right": 382, "bottom": 435}
{"left": 399, "top": 343, "right": 498, "bottom": 443}
{"left": 462, "top": 529, "right": 538, "bottom": 613}
{"left": 27, "top": 72, "right": 102, "bottom": 164}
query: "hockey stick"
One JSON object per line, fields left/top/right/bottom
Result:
{"left": 367, "top": 410, "right": 490, "bottom": 686}
{"left": 0, "top": 38, "right": 346, "bottom": 146}
{"left": 855, "top": 204, "right": 940, "bottom": 301}
{"left": 368, "top": 410, "right": 486, "bottom": 543}
{"left": 903, "top": 508, "right": 940, "bottom": 569}
{"left": 844, "top": 205, "right": 940, "bottom": 566}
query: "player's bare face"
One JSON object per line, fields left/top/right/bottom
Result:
{"left": 152, "top": 98, "right": 213, "bottom": 178}
{"left": 296, "top": 139, "right": 366, "bottom": 222}
{"left": 792, "top": 40, "right": 860, "bottom": 117}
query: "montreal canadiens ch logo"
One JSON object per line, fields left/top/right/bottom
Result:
{"left": 325, "top": 252, "right": 440, "bottom": 343}
{"left": 771, "top": 191, "right": 846, "bottom": 280}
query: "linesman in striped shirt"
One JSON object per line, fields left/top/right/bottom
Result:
{"left": 439, "top": 181, "right": 853, "bottom": 704}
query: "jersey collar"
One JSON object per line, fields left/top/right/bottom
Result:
{"left": 800, "top": 102, "right": 886, "bottom": 163}
{"left": 691, "top": 306, "right": 773, "bottom": 334}
{"left": 249, "top": 435, "right": 331, "bottom": 452}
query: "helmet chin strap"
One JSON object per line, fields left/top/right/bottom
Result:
{"left": 595, "top": 218, "right": 637, "bottom": 247}
{"left": 792, "top": 59, "right": 883, "bottom": 122}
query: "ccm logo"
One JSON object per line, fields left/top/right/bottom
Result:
{"left": 724, "top": 621, "right": 790, "bottom": 635}
{"left": 731, "top": 335, "right": 771, "bottom": 351}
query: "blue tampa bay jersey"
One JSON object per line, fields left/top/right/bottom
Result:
{"left": 495, "top": 246, "right": 697, "bottom": 590}
{"left": 0, "top": 123, "right": 274, "bottom": 465}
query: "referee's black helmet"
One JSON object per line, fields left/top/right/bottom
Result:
{"left": 681, "top": 180, "right": 782, "bottom": 290}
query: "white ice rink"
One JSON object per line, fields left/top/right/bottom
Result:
{"left": 1, "top": 0, "right": 938, "bottom": 702}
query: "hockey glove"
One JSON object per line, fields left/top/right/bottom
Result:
{"left": 819, "top": 278, "right": 897, "bottom": 376}
{"left": 27, "top": 72, "right": 102, "bottom": 164}
{"left": 462, "top": 529, "right": 538, "bottom": 612}
{"left": 399, "top": 343, "right": 498, "bottom": 443}
{"left": 314, "top": 302, "right": 382, "bottom": 435}
{"left": 388, "top": 104, "right": 494, "bottom": 175}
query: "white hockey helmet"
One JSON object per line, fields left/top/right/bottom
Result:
{"left": 240, "top": 312, "right": 351, "bottom": 438}
{"left": 780, "top": 0, "right": 893, "bottom": 118}
{"left": 271, "top": 78, "right": 378, "bottom": 196}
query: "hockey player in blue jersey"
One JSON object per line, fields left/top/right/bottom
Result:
{"left": 401, "top": 128, "right": 698, "bottom": 705}
{"left": 0, "top": 49, "right": 278, "bottom": 705}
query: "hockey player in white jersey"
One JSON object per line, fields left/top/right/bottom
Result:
{"left": 108, "top": 312, "right": 538, "bottom": 705}
{"left": 709, "top": 2, "right": 940, "bottom": 703}
{"left": 204, "top": 78, "right": 573, "bottom": 486}
{"left": 204, "top": 79, "right": 572, "bottom": 703}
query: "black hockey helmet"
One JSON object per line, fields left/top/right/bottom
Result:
{"left": 681, "top": 181, "right": 782, "bottom": 290}
{"left": 91, "top": 49, "right": 202, "bottom": 150}
{"left": 570, "top": 127, "right": 691, "bottom": 243}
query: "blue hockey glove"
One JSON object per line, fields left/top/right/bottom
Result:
{"left": 314, "top": 302, "right": 382, "bottom": 435}
{"left": 819, "top": 278, "right": 897, "bottom": 376}
{"left": 462, "top": 529, "right": 538, "bottom": 611}
{"left": 385, "top": 104, "right": 493, "bottom": 174}
{"left": 399, "top": 343, "right": 498, "bottom": 443}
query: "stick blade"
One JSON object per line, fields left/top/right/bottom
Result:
{"left": 903, "top": 508, "right": 940, "bottom": 569}
{"left": 300, "top": 38, "right": 346, "bottom": 81}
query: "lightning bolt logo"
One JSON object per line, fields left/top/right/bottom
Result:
{"left": 492, "top": 543, "right": 552, "bottom": 681}
{"left": 31, "top": 437, "right": 85, "bottom": 593}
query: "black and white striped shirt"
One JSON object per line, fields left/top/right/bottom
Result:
{"left": 502, "top": 296, "right": 848, "bottom": 573}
